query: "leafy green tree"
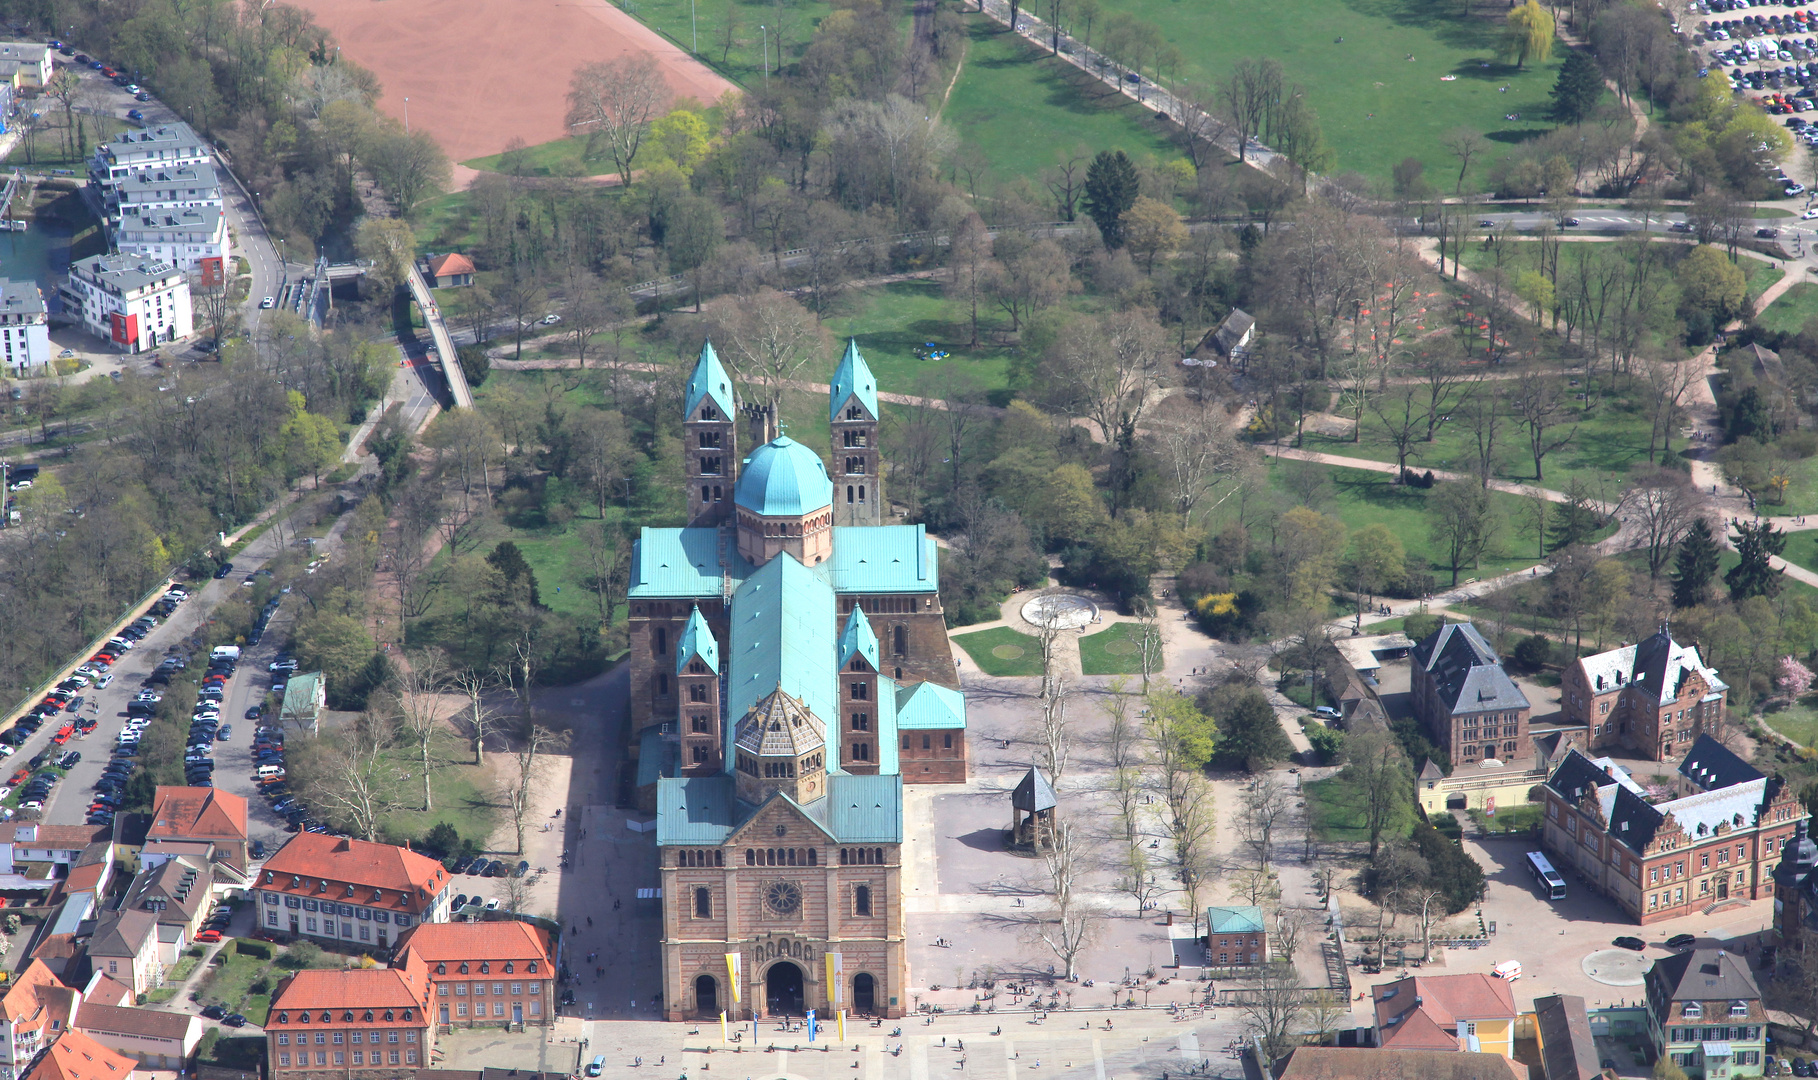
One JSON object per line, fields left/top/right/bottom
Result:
{"left": 1673, "top": 518, "right": 1722, "bottom": 608}
{"left": 1677, "top": 245, "right": 1747, "bottom": 324}
{"left": 1513, "top": 634, "right": 1553, "bottom": 671}
{"left": 1207, "top": 684, "right": 1293, "bottom": 770}
{"left": 1547, "top": 50, "right": 1603, "bottom": 126}
{"left": 293, "top": 611, "right": 384, "bottom": 710}
{"left": 1410, "top": 819, "right": 1486, "bottom": 913}
{"left": 1726, "top": 519, "right": 1786, "bottom": 601}
{"left": 280, "top": 392, "right": 343, "bottom": 488}
{"left": 1427, "top": 482, "right": 1497, "bottom": 587}
{"left": 486, "top": 541, "right": 544, "bottom": 609}
{"left": 1083, "top": 150, "right": 1139, "bottom": 249}
{"left": 1503, "top": 0, "right": 1556, "bottom": 69}
{"left": 1342, "top": 524, "right": 1406, "bottom": 617}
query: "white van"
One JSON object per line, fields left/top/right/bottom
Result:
{"left": 255, "top": 765, "right": 285, "bottom": 779}
{"left": 212, "top": 646, "right": 241, "bottom": 661}
{"left": 1493, "top": 960, "right": 1522, "bottom": 981}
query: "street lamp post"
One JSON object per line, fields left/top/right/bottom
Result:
{"left": 404, "top": 97, "right": 409, "bottom": 133}
{"left": 760, "top": 25, "right": 769, "bottom": 88}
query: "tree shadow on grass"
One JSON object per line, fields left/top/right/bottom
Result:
{"left": 1346, "top": 0, "right": 1508, "bottom": 52}
{"left": 1485, "top": 127, "right": 1549, "bottom": 145}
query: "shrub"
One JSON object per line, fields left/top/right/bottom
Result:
{"left": 1429, "top": 813, "right": 1463, "bottom": 841}
{"left": 456, "top": 344, "right": 490, "bottom": 388}
{"left": 280, "top": 941, "right": 323, "bottom": 969}
{"left": 1305, "top": 722, "right": 1345, "bottom": 764}
{"left": 235, "top": 940, "right": 272, "bottom": 960}
{"left": 1402, "top": 613, "right": 1443, "bottom": 642}
{"left": 1513, "top": 634, "right": 1553, "bottom": 672}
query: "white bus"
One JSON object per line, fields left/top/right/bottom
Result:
{"left": 1526, "top": 851, "right": 1566, "bottom": 900}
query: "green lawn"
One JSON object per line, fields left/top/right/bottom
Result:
{"left": 823, "top": 280, "right": 1022, "bottom": 393}
{"left": 1748, "top": 263, "right": 1786, "bottom": 302}
{"left": 1764, "top": 700, "right": 1818, "bottom": 747}
{"left": 951, "top": 625, "right": 1044, "bottom": 676}
{"left": 1467, "top": 803, "right": 1542, "bottom": 834}
{"left": 1757, "top": 282, "right": 1818, "bottom": 334}
{"left": 943, "top": 19, "right": 1183, "bottom": 184}
{"left": 7, "top": 117, "right": 132, "bottom": 171}
{"left": 465, "top": 136, "right": 608, "bottom": 180}
{"left": 1078, "top": 621, "right": 1160, "bottom": 675}
{"left": 1771, "top": 528, "right": 1818, "bottom": 580}
{"left": 613, "top": 0, "right": 832, "bottom": 89}
{"left": 1091, "top": 0, "right": 1583, "bottom": 185}
{"left": 1265, "top": 460, "right": 1599, "bottom": 582}
{"left": 1296, "top": 369, "right": 1678, "bottom": 503}
{"left": 1305, "top": 773, "right": 1416, "bottom": 843}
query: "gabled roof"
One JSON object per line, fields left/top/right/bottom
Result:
{"left": 77, "top": 1003, "right": 198, "bottom": 1042}
{"left": 656, "top": 773, "right": 902, "bottom": 845}
{"left": 1679, "top": 734, "right": 1761, "bottom": 791}
{"left": 1012, "top": 768, "right": 1057, "bottom": 813}
{"left": 838, "top": 607, "right": 880, "bottom": 672}
{"left": 269, "top": 967, "right": 427, "bottom": 1020}
{"left": 675, "top": 606, "right": 719, "bottom": 677}
{"left": 895, "top": 681, "right": 965, "bottom": 729}
{"left": 1278, "top": 1048, "right": 1525, "bottom": 1080}
{"left": 655, "top": 776, "right": 739, "bottom": 846}
{"left": 684, "top": 341, "right": 736, "bottom": 423}
{"left": 86, "top": 909, "right": 159, "bottom": 959}
{"left": 1412, "top": 623, "right": 1529, "bottom": 716}
{"left": 148, "top": 786, "right": 247, "bottom": 844}
{"left": 733, "top": 437, "right": 833, "bottom": 518}
{"left": 1205, "top": 906, "right": 1266, "bottom": 934}
{"left": 829, "top": 338, "right": 879, "bottom": 422}
{"left": 11, "top": 825, "right": 110, "bottom": 851}
{"left": 1651, "top": 948, "right": 1760, "bottom": 1004}
{"left": 257, "top": 833, "right": 449, "bottom": 914}
{"left": 80, "top": 977, "right": 133, "bottom": 1008}
{"left": 1209, "top": 309, "right": 1255, "bottom": 358}
{"left": 25, "top": 1029, "right": 136, "bottom": 1080}
{"left": 1534, "top": 995, "right": 1600, "bottom": 1080}
{"left": 629, "top": 528, "right": 751, "bottom": 599}
{"left": 1607, "top": 784, "right": 1665, "bottom": 853}
{"left": 1575, "top": 629, "right": 1726, "bottom": 705}
{"left": 394, "top": 921, "right": 553, "bottom": 966}
{"left": 1, "top": 960, "right": 76, "bottom": 1029}
{"left": 1372, "top": 973, "right": 1517, "bottom": 1050}
{"left": 425, "top": 252, "right": 474, "bottom": 278}
{"left": 824, "top": 526, "right": 937, "bottom": 594}
{"left": 124, "top": 856, "right": 210, "bottom": 926}
{"left": 725, "top": 554, "right": 837, "bottom": 762}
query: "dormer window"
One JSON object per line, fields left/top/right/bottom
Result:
{"left": 1683, "top": 1003, "right": 1703, "bottom": 1019}
{"left": 1731, "top": 1001, "right": 1750, "bottom": 1017}
{"left": 402, "top": 1011, "right": 413, "bottom": 1021}
{"left": 297, "top": 1012, "right": 310, "bottom": 1024}
{"left": 278, "top": 1013, "right": 289, "bottom": 1024}
{"left": 436, "top": 963, "right": 446, "bottom": 975}
{"left": 290, "top": 876, "right": 300, "bottom": 887}
{"left": 459, "top": 963, "right": 469, "bottom": 974}
{"left": 344, "top": 885, "right": 354, "bottom": 897}
{"left": 384, "top": 1011, "right": 394, "bottom": 1022}
{"left": 364, "top": 1011, "right": 374, "bottom": 1022}
{"left": 480, "top": 962, "right": 490, "bottom": 974}
{"left": 527, "top": 962, "right": 538, "bottom": 973}
{"left": 320, "top": 1013, "right": 331, "bottom": 1023}
{"left": 343, "top": 1012, "right": 354, "bottom": 1022}
{"left": 504, "top": 962, "right": 514, "bottom": 974}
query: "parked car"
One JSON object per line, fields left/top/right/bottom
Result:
{"left": 201, "top": 1005, "right": 227, "bottom": 1020}
{"left": 221, "top": 1014, "right": 246, "bottom": 1028}
{"left": 195, "top": 930, "right": 223, "bottom": 943}
{"left": 1613, "top": 936, "right": 1646, "bottom": 951}
{"left": 1666, "top": 933, "right": 1698, "bottom": 949}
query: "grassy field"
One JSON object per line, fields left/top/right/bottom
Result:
{"left": 943, "top": 19, "right": 1183, "bottom": 184}
{"left": 1305, "top": 772, "right": 1417, "bottom": 843}
{"left": 1757, "top": 281, "right": 1818, "bottom": 334}
{"left": 6, "top": 116, "right": 132, "bottom": 171}
{"left": 951, "top": 625, "right": 1044, "bottom": 676}
{"left": 1091, "top": 0, "right": 1579, "bottom": 185}
{"left": 1748, "top": 262, "right": 1786, "bottom": 301}
{"left": 1466, "top": 803, "right": 1542, "bottom": 834}
{"left": 1078, "top": 621, "right": 1159, "bottom": 675}
{"left": 615, "top": 0, "right": 834, "bottom": 89}
{"left": 1297, "top": 370, "right": 1677, "bottom": 501}
{"left": 1764, "top": 701, "right": 1818, "bottom": 747}
{"left": 823, "top": 279, "right": 1025, "bottom": 393}
{"left": 1259, "top": 459, "right": 1596, "bottom": 581}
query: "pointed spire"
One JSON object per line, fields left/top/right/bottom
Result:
{"left": 675, "top": 605, "right": 720, "bottom": 677}
{"left": 838, "top": 605, "right": 880, "bottom": 672}
{"left": 829, "top": 337, "right": 879, "bottom": 423}
{"left": 685, "top": 340, "right": 735, "bottom": 421}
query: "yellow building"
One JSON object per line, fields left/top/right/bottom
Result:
{"left": 1372, "top": 974, "right": 1518, "bottom": 1058}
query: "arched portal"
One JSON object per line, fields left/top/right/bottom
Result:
{"left": 853, "top": 972, "right": 876, "bottom": 1012}
{"left": 694, "top": 974, "right": 718, "bottom": 1017}
{"left": 766, "top": 961, "right": 805, "bottom": 1016}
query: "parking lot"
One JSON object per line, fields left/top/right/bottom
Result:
{"left": 1694, "top": 0, "right": 1818, "bottom": 186}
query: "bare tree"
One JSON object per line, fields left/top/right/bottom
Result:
{"left": 1628, "top": 467, "right": 1704, "bottom": 579}
{"left": 1039, "top": 675, "right": 1072, "bottom": 785}
{"left": 564, "top": 55, "right": 671, "bottom": 188}
{"left": 1118, "top": 841, "right": 1161, "bottom": 918}
{"left": 503, "top": 724, "right": 569, "bottom": 856}
{"left": 1238, "top": 775, "right": 1289, "bottom": 871}
{"left": 1147, "top": 402, "right": 1249, "bottom": 527}
{"left": 1032, "top": 821, "right": 1101, "bottom": 978}
{"left": 1273, "top": 907, "right": 1314, "bottom": 965}
{"left": 307, "top": 716, "right": 402, "bottom": 841}
{"left": 1102, "top": 680, "right": 1142, "bottom": 844}
{"left": 1169, "top": 773, "right": 1220, "bottom": 938}
{"left": 1440, "top": 127, "right": 1489, "bottom": 195}
{"left": 1222, "top": 58, "right": 1283, "bottom": 163}
{"left": 1512, "top": 370, "right": 1578, "bottom": 481}
{"left": 716, "top": 288, "right": 829, "bottom": 418}
{"left": 452, "top": 667, "right": 507, "bottom": 766}
{"left": 1236, "top": 960, "right": 1308, "bottom": 1062}
{"left": 394, "top": 654, "right": 449, "bottom": 811}
{"left": 1644, "top": 358, "right": 1700, "bottom": 464}
{"left": 1369, "top": 383, "right": 1426, "bottom": 481}
{"left": 1461, "top": 384, "right": 1503, "bottom": 488}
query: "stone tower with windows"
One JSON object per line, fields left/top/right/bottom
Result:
{"left": 829, "top": 338, "right": 881, "bottom": 526}
{"left": 732, "top": 690, "right": 828, "bottom": 806}
{"left": 838, "top": 607, "right": 882, "bottom": 774}
{"left": 683, "top": 342, "right": 737, "bottom": 526}
{"left": 677, "top": 606, "right": 723, "bottom": 775}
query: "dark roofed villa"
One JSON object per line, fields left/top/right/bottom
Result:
{"left": 1410, "top": 623, "right": 1532, "bottom": 767}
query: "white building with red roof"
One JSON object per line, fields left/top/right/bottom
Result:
{"left": 146, "top": 787, "right": 248, "bottom": 877}
{"left": 20, "top": 1030, "right": 134, "bottom": 1080}
{"left": 0, "top": 961, "right": 79, "bottom": 1080}
{"left": 395, "top": 922, "right": 557, "bottom": 1028}
{"left": 254, "top": 835, "right": 452, "bottom": 952}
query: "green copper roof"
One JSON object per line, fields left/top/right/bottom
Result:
{"left": 895, "top": 680, "right": 966, "bottom": 729}
{"left": 1205, "top": 905, "right": 1267, "bottom": 934}
{"left": 837, "top": 607, "right": 880, "bottom": 672}
{"left": 655, "top": 776, "right": 738, "bottom": 845}
{"left": 725, "top": 553, "right": 839, "bottom": 771}
{"left": 825, "top": 774, "right": 903, "bottom": 842}
{"left": 734, "top": 436, "right": 833, "bottom": 517}
{"left": 628, "top": 529, "right": 751, "bottom": 599}
{"left": 684, "top": 340, "right": 735, "bottom": 421}
{"left": 829, "top": 338, "right": 879, "bottom": 423}
{"left": 825, "top": 525, "right": 936, "bottom": 593}
{"left": 675, "top": 605, "right": 719, "bottom": 676}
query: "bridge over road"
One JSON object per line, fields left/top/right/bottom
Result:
{"left": 405, "top": 263, "right": 472, "bottom": 410}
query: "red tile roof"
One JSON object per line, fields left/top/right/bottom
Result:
{"left": 257, "top": 834, "right": 449, "bottom": 915}
{"left": 63, "top": 863, "right": 105, "bottom": 894}
{"left": 1281, "top": 1047, "right": 1526, "bottom": 1080}
{"left": 81, "top": 977, "right": 133, "bottom": 1008}
{"left": 75, "top": 1004, "right": 197, "bottom": 1042}
{"left": 426, "top": 253, "right": 474, "bottom": 278}
{"left": 1373, "top": 974, "right": 1517, "bottom": 1052}
{"left": 149, "top": 787, "right": 247, "bottom": 844}
{"left": 26, "top": 1029, "right": 135, "bottom": 1080}
{"left": 11, "top": 826, "right": 109, "bottom": 851}
{"left": 0, "top": 960, "right": 76, "bottom": 1033}
{"left": 269, "top": 965, "right": 429, "bottom": 1028}
{"left": 395, "top": 922, "right": 552, "bottom": 968}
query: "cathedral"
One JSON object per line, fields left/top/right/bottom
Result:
{"left": 629, "top": 340, "right": 969, "bottom": 1020}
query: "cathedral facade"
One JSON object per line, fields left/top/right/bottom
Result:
{"left": 630, "top": 341, "right": 969, "bottom": 1020}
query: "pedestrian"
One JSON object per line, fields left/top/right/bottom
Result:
{"left": 587, "top": 916, "right": 593, "bottom": 927}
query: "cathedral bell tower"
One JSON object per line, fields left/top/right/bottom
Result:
{"left": 829, "top": 338, "right": 882, "bottom": 526}
{"left": 676, "top": 606, "right": 722, "bottom": 775}
{"left": 683, "top": 341, "right": 736, "bottom": 527}
{"left": 837, "top": 607, "right": 882, "bottom": 774}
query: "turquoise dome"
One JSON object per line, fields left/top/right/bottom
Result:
{"left": 735, "top": 437, "right": 833, "bottom": 517}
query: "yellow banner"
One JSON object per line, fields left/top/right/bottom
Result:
{"left": 720, "top": 1012, "right": 728, "bottom": 1044}
{"left": 726, "top": 953, "right": 742, "bottom": 1005}
{"left": 825, "top": 952, "right": 843, "bottom": 1009}
{"left": 837, "top": 1009, "right": 846, "bottom": 1042}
